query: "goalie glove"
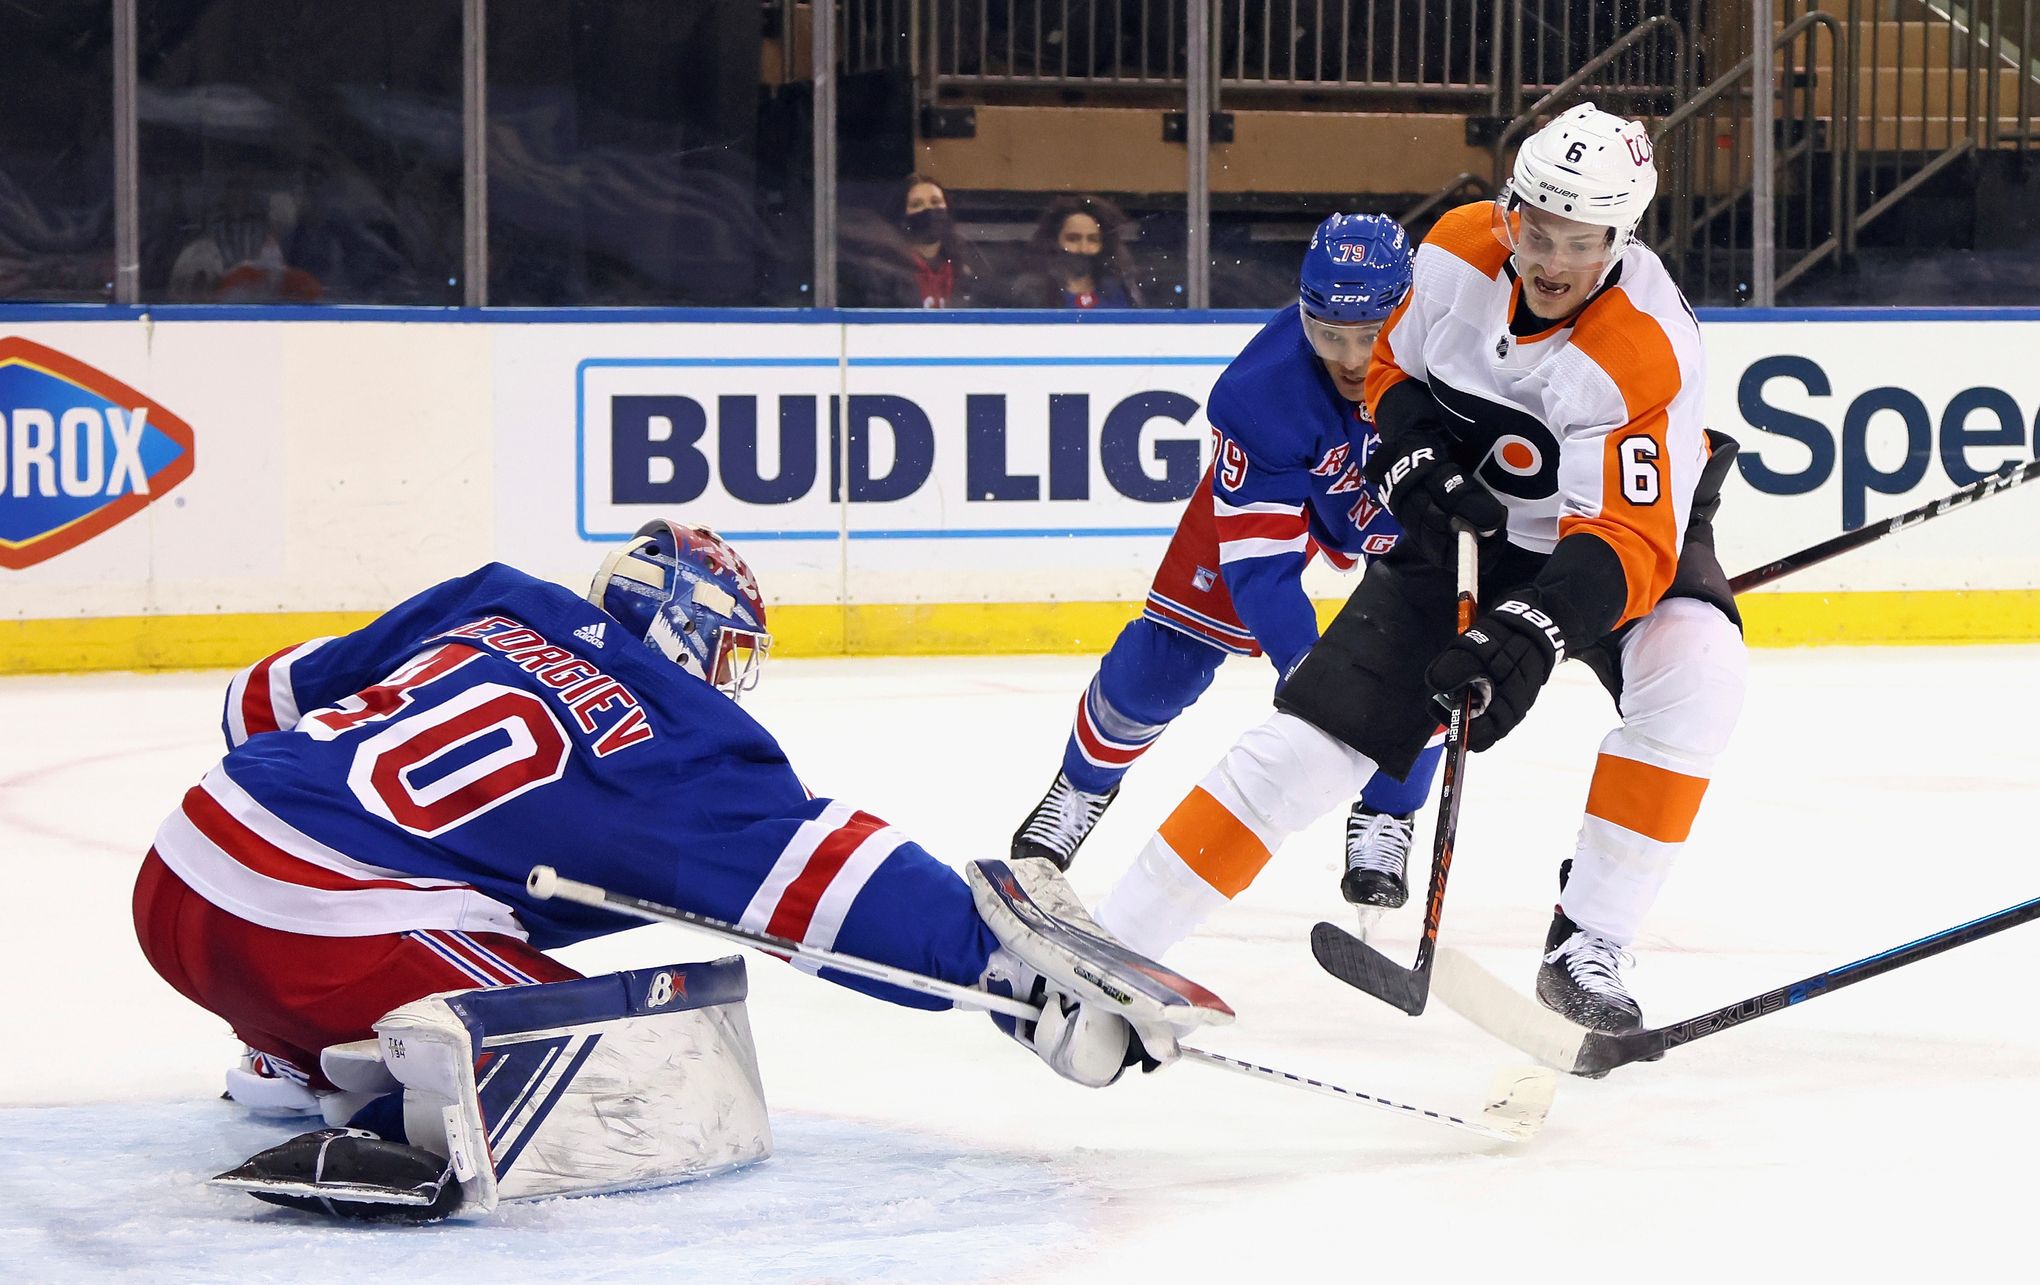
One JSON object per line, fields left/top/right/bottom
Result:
{"left": 983, "top": 949, "right": 1169, "bottom": 1087}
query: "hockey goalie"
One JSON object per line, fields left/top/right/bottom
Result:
{"left": 134, "top": 519, "right": 1229, "bottom": 1221}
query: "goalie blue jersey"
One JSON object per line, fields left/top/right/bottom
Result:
{"left": 148, "top": 563, "right": 996, "bottom": 1006}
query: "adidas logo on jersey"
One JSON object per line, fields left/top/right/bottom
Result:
{"left": 573, "top": 621, "right": 608, "bottom": 648}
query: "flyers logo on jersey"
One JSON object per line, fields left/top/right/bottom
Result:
{"left": 0, "top": 337, "right": 195, "bottom": 569}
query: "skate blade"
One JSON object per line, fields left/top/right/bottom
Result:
{"left": 1350, "top": 905, "right": 1386, "bottom": 942}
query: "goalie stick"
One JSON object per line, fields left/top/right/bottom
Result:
{"left": 527, "top": 865, "right": 1555, "bottom": 1142}
{"left": 1308, "top": 525, "right": 1479, "bottom": 1016}
{"left": 1431, "top": 891, "right": 2040, "bottom": 1077}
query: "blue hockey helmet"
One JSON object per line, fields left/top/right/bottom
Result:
{"left": 1298, "top": 212, "right": 1413, "bottom": 325}
{"left": 589, "top": 519, "right": 771, "bottom": 699}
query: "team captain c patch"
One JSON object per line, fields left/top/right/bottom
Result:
{"left": 0, "top": 336, "right": 195, "bottom": 569}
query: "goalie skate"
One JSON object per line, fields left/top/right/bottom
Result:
{"left": 211, "top": 1128, "right": 462, "bottom": 1224}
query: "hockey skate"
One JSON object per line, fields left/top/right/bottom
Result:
{"left": 212, "top": 1127, "right": 463, "bottom": 1223}
{"left": 1010, "top": 771, "right": 1119, "bottom": 870}
{"left": 222, "top": 1046, "right": 322, "bottom": 1117}
{"left": 1338, "top": 804, "right": 1415, "bottom": 910}
{"left": 1536, "top": 907, "right": 1643, "bottom": 1032}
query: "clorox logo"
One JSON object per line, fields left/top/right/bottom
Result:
{"left": 0, "top": 337, "right": 195, "bottom": 569}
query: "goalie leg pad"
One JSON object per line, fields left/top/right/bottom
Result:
{"left": 374, "top": 956, "right": 771, "bottom": 1215}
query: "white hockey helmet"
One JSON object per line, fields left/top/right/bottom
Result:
{"left": 1495, "top": 103, "right": 1658, "bottom": 274}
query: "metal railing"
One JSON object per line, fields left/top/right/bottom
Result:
{"left": 1506, "top": 0, "right": 1685, "bottom": 105}
{"left": 1822, "top": 0, "right": 2040, "bottom": 241}
{"left": 1215, "top": 0, "right": 1496, "bottom": 98}
{"left": 922, "top": 0, "right": 1674, "bottom": 103}
{"left": 927, "top": 0, "right": 1192, "bottom": 88}
{"left": 1487, "top": 14, "right": 1690, "bottom": 190}
{"left": 1395, "top": 14, "right": 1685, "bottom": 263}
{"left": 1646, "top": 10, "right": 1846, "bottom": 302}
{"left": 1398, "top": 172, "right": 1489, "bottom": 231}
{"left": 845, "top": 0, "right": 915, "bottom": 72}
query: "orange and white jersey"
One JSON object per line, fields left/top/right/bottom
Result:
{"left": 1364, "top": 202, "right": 1709, "bottom": 626}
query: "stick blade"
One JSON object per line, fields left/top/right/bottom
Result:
{"left": 1310, "top": 921, "right": 1430, "bottom": 1015}
{"left": 1431, "top": 947, "right": 1589, "bottom": 1073}
{"left": 1480, "top": 1065, "right": 1560, "bottom": 1140}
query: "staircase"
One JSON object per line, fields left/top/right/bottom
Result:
{"left": 1641, "top": 0, "right": 2040, "bottom": 301}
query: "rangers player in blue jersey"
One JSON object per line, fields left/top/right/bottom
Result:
{"left": 135, "top": 521, "right": 1218, "bottom": 1221}
{"left": 1011, "top": 213, "right": 1445, "bottom": 922}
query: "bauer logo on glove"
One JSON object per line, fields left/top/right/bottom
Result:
{"left": 1425, "top": 592, "right": 1569, "bottom": 751}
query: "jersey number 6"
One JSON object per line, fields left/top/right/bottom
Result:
{"left": 1618, "top": 435, "right": 1662, "bottom": 505}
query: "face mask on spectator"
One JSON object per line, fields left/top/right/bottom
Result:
{"left": 1059, "top": 249, "right": 1102, "bottom": 279}
{"left": 903, "top": 208, "right": 951, "bottom": 241}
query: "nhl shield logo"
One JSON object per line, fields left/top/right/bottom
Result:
{"left": 0, "top": 337, "right": 195, "bottom": 569}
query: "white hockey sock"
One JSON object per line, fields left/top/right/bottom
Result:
{"left": 1096, "top": 712, "right": 1376, "bottom": 958}
{"left": 1565, "top": 600, "right": 1744, "bottom": 944}
{"left": 1095, "top": 839, "right": 1231, "bottom": 959}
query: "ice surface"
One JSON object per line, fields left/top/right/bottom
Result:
{"left": 0, "top": 1103, "right": 1090, "bottom": 1282}
{"left": 4, "top": 648, "right": 2037, "bottom": 1281}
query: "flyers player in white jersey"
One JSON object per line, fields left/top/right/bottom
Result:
{"left": 1090, "top": 104, "right": 1746, "bottom": 1031}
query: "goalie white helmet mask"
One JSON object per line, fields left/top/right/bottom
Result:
{"left": 1493, "top": 103, "right": 1659, "bottom": 300}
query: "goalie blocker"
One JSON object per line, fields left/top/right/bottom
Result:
{"left": 213, "top": 956, "right": 770, "bottom": 1222}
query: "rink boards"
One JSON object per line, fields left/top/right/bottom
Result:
{"left": 2, "top": 307, "right": 2037, "bottom": 672}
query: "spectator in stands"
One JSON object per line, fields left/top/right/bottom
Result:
{"left": 899, "top": 173, "right": 988, "bottom": 308}
{"left": 1009, "top": 194, "right": 1145, "bottom": 308}
{"left": 839, "top": 173, "right": 990, "bottom": 308}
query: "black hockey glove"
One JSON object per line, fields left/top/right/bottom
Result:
{"left": 1424, "top": 588, "right": 1568, "bottom": 752}
{"left": 1363, "top": 385, "right": 1506, "bottom": 556}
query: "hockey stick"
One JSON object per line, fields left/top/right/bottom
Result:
{"left": 1729, "top": 457, "right": 2040, "bottom": 594}
{"left": 1433, "top": 891, "right": 2040, "bottom": 1077}
{"left": 1308, "top": 524, "right": 1480, "bottom": 1015}
{"left": 527, "top": 866, "right": 1556, "bottom": 1141}
{"left": 527, "top": 865, "right": 1037, "bottom": 1021}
